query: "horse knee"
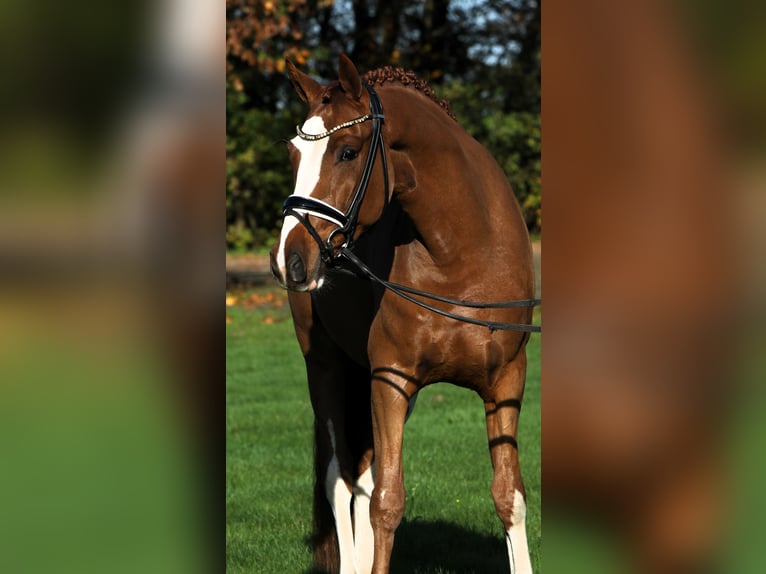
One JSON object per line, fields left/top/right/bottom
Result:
{"left": 370, "top": 483, "right": 406, "bottom": 532}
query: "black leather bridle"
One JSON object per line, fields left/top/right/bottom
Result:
{"left": 283, "top": 83, "right": 388, "bottom": 264}
{"left": 282, "top": 83, "right": 541, "bottom": 333}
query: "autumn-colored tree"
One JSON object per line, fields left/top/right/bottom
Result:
{"left": 226, "top": 0, "right": 311, "bottom": 79}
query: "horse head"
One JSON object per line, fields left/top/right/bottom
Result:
{"left": 270, "top": 54, "right": 392, "bottom": 291}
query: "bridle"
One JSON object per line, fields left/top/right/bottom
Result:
{"left": 282, "top": 83, "right": 541, "bottom": 333}
{"left": 283, "top": 83, "right": 388, "bottom": 265}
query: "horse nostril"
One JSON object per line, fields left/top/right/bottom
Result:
{"left": 286, "top": 252, "right": 307, "bottom": 284}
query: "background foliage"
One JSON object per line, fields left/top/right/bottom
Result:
{"left": 226, "top": 0, "right": 541, "bottom": 251}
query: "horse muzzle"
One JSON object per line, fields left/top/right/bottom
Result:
{"left": 269, "top": 246, "right": 325, "bottom": 292}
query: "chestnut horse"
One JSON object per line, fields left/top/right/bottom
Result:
{"left": 269, "top": 55, "right": 536, "bottom": 574}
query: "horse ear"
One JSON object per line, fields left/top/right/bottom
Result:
{"left": 338, "top": 54, "right": 362, "bottom": 100}
{"left": 286, "top": 60, "right": 322, "bottom": 103}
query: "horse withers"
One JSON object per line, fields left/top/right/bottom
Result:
{"left": 269, "top": 54, "right": 536, "bottom": 574}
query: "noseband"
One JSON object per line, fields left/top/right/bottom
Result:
{"left": 283, "top": 83, "right": 388, "bottom": 264}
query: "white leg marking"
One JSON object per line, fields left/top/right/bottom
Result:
{"left": 353, "top": 464, "right": 376, "bottom": 574}
{"left": 506, "top": 489, "right": 533, "bottom": 574}
{"left": 326, "top": 420, "right": 356, "bottom": 574}
{"left": 275, "top": 116, "right": 328, "bottom": 277}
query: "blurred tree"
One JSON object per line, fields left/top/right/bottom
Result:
{"left": 226, "top": 0, "right": 313, "bottom": 248}
{"left": 226, "top": 0, "right": 541, "bottom": 251}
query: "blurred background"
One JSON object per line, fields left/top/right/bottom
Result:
{"left": 0, "top": 1, "right": 221, "bottom": 573}
{"left": 543, "top": 1, "right": 766, "bottom": 572}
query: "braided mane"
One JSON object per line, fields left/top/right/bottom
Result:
{"left": 319, "top": 66, "right": 456, "bottom": 122}
{"left": 363, "top": 67, "right": 457, "bottom": 121}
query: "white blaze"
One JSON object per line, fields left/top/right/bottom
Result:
{"left": 276, "top": 116, "right": 328, "bottom": 277}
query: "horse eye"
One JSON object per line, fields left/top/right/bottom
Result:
{"left": 338, "top": 147, "right": 359, "bottom": 162}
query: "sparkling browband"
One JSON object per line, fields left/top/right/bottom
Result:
{"left": 295, "top": 113, "right": 382, "bottom": 141}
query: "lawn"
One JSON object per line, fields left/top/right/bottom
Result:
{"left": 226, "top": 286, "right": 541, "bottom": 573}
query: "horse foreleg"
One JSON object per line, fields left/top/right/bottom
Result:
{"left": 484, "top": 352, "right": 533, "bottom": 574}
{"left": 323, "top": 418, "right": 357, "bottom": 574}
{"left": 354, "top": 388, "right": 416, "bottom": 574}
{"left": 352, "top": 453, "right": 375, "bottom": 574}
{"left": 369, "top": 370, "right": 413, "bottom": 574}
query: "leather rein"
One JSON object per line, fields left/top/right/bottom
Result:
{"left": 283, "top": 83, "right": 541, "bottom": 333}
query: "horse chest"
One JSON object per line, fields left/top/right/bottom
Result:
{"left": 311, "top": 285, "right": 376, "bottom": 369}
{"left": 370, "top": 294, "right": 512, "bottom": 389}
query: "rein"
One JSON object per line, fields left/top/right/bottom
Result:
{"left": 339, "top": 248, "right": 541, "bottom": 333}
{"left": 283, "top": 83, "right": 541, "bottom": 333}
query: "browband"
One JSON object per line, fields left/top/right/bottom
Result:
{"left": 295, "top": 113, "right": 384, "bottom": 141}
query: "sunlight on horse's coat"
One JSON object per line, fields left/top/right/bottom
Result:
{"left": 276, "top": 116, "right": 328, "bottom": 279}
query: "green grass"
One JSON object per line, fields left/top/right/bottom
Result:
{"left": 226, "top": 287, "right": 541, "bottom": 573}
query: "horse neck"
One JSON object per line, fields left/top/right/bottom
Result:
{"left": 381, "top": 87, "right": 498, "bottom": 266}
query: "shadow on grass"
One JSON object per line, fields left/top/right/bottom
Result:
{"left": 304, "top": 518, "right": 506, "bottom": 574}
